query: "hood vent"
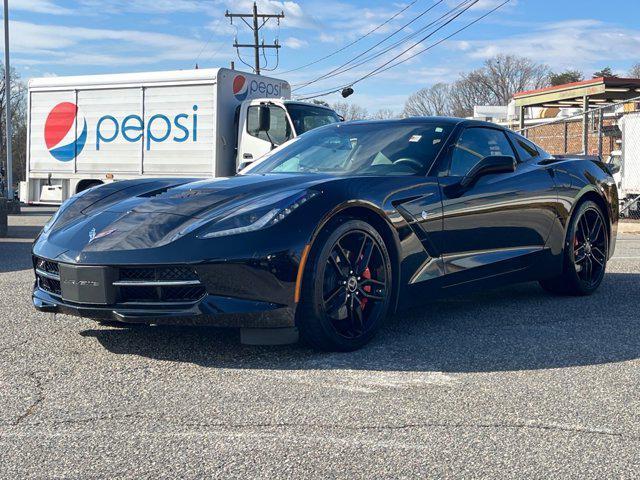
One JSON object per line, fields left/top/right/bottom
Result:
{"left": 138, "top": 186, "right": 173, "bottom": 198}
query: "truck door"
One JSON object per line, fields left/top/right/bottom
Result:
{"left": 237, "top": 102, "right": 294, "bottom": 169}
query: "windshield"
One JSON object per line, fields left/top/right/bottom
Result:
{"left": 244, "top": 122, "right": 454, "bottom": 176}
{"left": 286, "top": 104, "right": 341, "bottom": 134}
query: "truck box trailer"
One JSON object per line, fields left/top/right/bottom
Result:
{"left": 21, "top": 68, "right": 340, "bottom": 204}
{"left": 618, "top": 112, "right": 640, "bottom": 197}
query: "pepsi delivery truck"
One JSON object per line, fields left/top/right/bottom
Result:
{"left": 20, "top": 68, "right": 340, "bottom": 204}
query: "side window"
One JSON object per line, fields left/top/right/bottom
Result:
{"left": 508, "top": 132, "right": 540, "bottom": 162}
{"left": 247, "top": 106, "right": 292, "bottom": 145}
{"left": 450, "top": 128, "right": 515, "bottom": 177}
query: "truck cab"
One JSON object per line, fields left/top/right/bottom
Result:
{"left": 236, "top": 99, "right": 341, "bottom": 169}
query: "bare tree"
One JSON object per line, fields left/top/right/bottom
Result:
{"left": 423, "top": 54, "right": 551, "bottom": 118}
{"left": 370, "top": 108, "right": 397, "bottom": 120}
{"left": 0, "top": 64, "right": 28, "bottom": 189}
{"left": 331, "top": 102, "right": 369, "bottom": 121}
{"left": 469, "top": 54, "right": 550, "bottom": 105}
{"left": 629, "top": 63, "right": 640, "bottom": 79}
{"left": 449, "top": 75, "right": 495, "bottom": 118}
{"left": 402, "top": 83, "right": 451, "bottom": 117}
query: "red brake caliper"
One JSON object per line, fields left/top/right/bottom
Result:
{"left": 360, "top": 266, "right": 372, "bottom": 310}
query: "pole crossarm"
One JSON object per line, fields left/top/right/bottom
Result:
{"left": 225, "top": 2, "right": 284, "bottom": 75}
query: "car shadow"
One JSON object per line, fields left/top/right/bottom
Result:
{"left": 80, "top": 272, "right": 640, "bottom": 373}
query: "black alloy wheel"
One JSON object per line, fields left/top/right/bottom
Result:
{"left": 572, "top": 204, "right": 607, "bottom": 288}
{"left": 322, "top": 229, "right": 388, "bottom": 339}
{"left": 297, "top": 219, "right": 392, "bottom": 351}
{"left": 539, "top": 200, "right": 608, "bottom": 296}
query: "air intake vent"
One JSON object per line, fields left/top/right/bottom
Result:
{"left": 116, "top": 265, "right": 205, "bottom": 303}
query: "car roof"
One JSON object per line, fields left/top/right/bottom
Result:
{"left": 345, "top": 116, "right": 508, "bottom": 130}
{"left": 284, "top": 101, "right": 337, "bottom": 111}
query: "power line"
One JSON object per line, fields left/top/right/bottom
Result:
{"left": 278, "top": 0, "right": 420, "bottom": 75}
{"left": 294, "top": 0, "right": 479, "bottom": 95}
{"left": 292, "top": 0, "right": 448, "bottom": 90}
{"left": 295, "top": 0, "right": 510, "bottom": 101}
{"left": 193, "top": 17, "right": 223, "bottom": 67}
{"left": 293, "top": 0, "right": 470, "bottom": 92}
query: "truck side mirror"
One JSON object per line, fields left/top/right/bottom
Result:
{"left": 237, "top": 160, "right": 253, "bottom": 172}
{"left": 258, "top": 105, "right": 271, "bottom": 132}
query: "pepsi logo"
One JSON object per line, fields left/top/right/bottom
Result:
{"left": 233, "top": 74, "right": 248, "bottom": 101}
{"left": 44, "top": 102, "right": 87, "bottom": 162}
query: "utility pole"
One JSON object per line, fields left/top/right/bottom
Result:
{"left": 225, "top": 2, "right": 283, "bottom": 75}
{"left": 2, "top": 0, "right": 12, "bottom": 199}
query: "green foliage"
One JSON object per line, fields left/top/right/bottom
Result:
{"left": 549, "top": 70, "right": 584, "bottom": 86}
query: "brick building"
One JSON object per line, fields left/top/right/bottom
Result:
{"left": 513, "top": 77, "right": 640, "bottom": 157}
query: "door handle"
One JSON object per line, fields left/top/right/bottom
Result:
{"left": 243, "top": 153, "right": 253, "bottom": 159}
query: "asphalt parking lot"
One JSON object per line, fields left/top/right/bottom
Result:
{"left": 1, "top": 207, "right": 639, "bottom": 478}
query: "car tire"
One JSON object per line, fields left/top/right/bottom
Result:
{"left": 296, "top": 218, "right": 393, "bottom": 351}
{"left": 539, "top": 200, "right": 608, "bottom": 296}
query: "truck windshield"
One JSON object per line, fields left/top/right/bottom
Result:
{"left": 244, "top": 122, "right": 454, "bottom": 176}
{"left": 286, "top": 104, "right": 340, "bottom": 135}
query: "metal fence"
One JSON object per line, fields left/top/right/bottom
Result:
{"left": 516, "top": 96, "right": 640, "bottom": 220}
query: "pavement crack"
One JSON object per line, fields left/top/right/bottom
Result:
{"left": 12, "top": 372, "right": 46, "bottom": 427}
{"left": 176, "top": 420, "right": 637, "bottom": 440}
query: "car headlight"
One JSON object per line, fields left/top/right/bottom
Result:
{"left": 197, "top": 190, "right": 319, "bottom": 239}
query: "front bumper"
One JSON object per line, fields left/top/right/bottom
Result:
{"left": 31, "top": 255, "right": 298, "bottom": 328}
{"left": 33, "top": 286, "right": 295, "bottom": 328}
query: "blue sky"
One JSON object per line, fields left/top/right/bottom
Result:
{"left": 3, "top": 0, "right": 640, "bottom": 112}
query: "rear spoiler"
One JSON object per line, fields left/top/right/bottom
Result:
{"left": 552, "top": 154, "right": 602, "bottom": 162}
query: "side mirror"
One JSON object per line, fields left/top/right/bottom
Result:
{"left": 460, "top": 155, "right": 516, "bottom": 189}
{"left": 237, "top": 161, "right": 252, "bottom": 172}
{"left": 608, "top": 159, "right": 622, "bottom": 174}
{"left": 257, "top": 105, "right": 271, "bottom": 132}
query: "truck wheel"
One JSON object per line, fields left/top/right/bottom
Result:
{"left": 296, "top": 219, "right": 392, "bottom": 351}
{"left": 539, "top": 201, "right": 608, "bottom": 296}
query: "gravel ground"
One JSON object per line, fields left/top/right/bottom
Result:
{"left": 1, "top": 207, "right": 639, "bottom": 479}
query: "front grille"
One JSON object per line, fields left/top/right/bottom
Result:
{"left": 39, "top": 276, "right": 61, "bottom": 296}
{"left": 118, "top": 284, "right": 206, "bottom": 303}
{"left": 162, "top": 285, "right": 208, "bottom": 302}
{"left": 119, "top": 266, "right": 199, "bottom": 282}
{"left": 36, "top": 258, "right": 59, "bottom": 275}
{"left": 116, "top": 265, "right": 205, "bottom": 304}
{"left": 33, "top": 257, "right": 206, "bottom": 304}
{"left": 34, "top": 257, "right": 62, "bottom": 296}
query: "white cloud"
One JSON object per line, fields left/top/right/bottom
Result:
{"left": 77, "top": 0, "right": 211, "bottom": 14}
{"left": 9, "top": 20, "right": 230, "bottom": 67}
{"left": 447, "top": 19, "right": 640, "bottom": 71}
{"left": 446, "top": 0, "right": 518, "bottom": 11}
{"left": 284, "top": 36, "right": 308, "bottom": 49}
{"left": 10, "top": 0, "right": 73, "bottom": 15}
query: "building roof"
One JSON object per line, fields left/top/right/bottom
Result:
{"left": 513, "top": 77, "right": 640, "bottom": 108}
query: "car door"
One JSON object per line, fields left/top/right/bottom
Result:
{"left": 437, "top": 126, "right": 558, "bottom": 277}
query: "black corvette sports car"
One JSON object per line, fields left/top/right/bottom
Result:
{"left": 32, "top": 117, "right": 618, "bottom": 351}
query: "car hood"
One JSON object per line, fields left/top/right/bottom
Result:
{"left": 35, "top": 173, "right": 333, "bottom": 258}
